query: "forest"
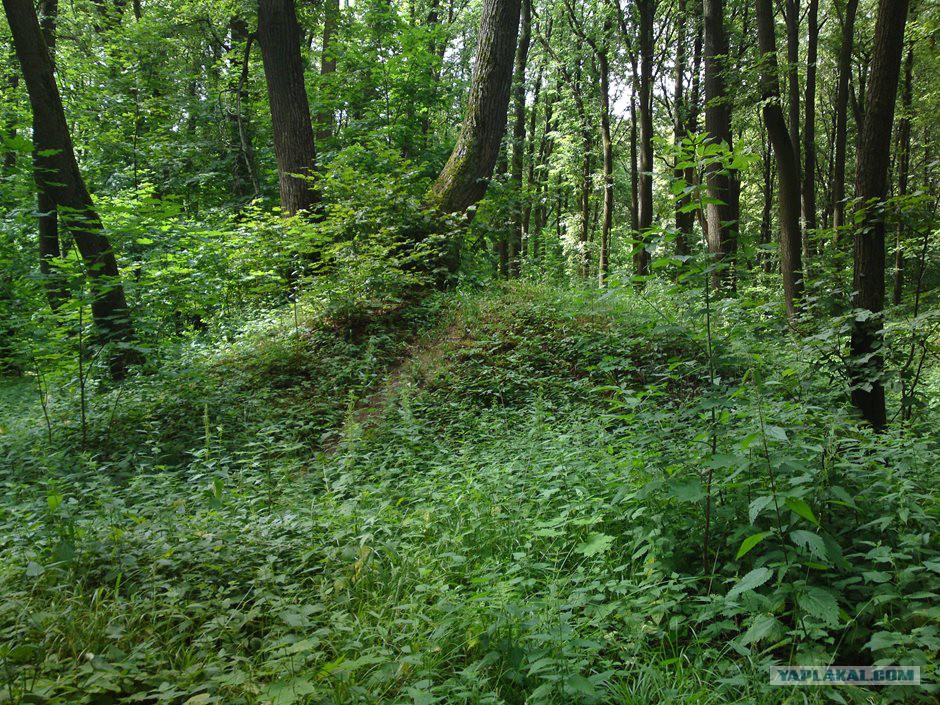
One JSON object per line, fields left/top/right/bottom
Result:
{"left": 0, "top": 0, "right": 938, "bottom": 702}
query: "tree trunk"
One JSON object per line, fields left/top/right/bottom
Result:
{"left": 317, "top": 0, "right": 338, "bottom": 144}
{"left": 257, "top": 0, "right": 321, "bottom": 216}
{"left": 4, "top": 0, "right": 139, "bottom": 377}
{"left": 508, "top": 0, "right": 531, "bottom": 277}
{"left": 756, "top": 0, "right": 804, "bottom": 318}
{"left": 892, "top": 37, "right": 913, "bottom": 306}
{"left": 634, "top": 0, "right": 654, "bottom": 277}
{"left": 673, "top": 0, "right": 691, "bottom": 256}
{"left": 598, "top": 32, "right": 613, "bottom": 287}
{"left": 429, "top": 0, "right": 522, "bottom": 214}
{"left": 760, "top": 115, "right": 775, "bottom": 273}
{"left": 229, "top": 16, "right": 259, "bottom": 200}
{"left": 33, "top": 0, "right": 67, "bottom": 311}
{"left": 802, "top": 0, "right": 818, "bottom": 246}
{"left": 832, "top": 0, "right": 859, "bottom": 235}
{"left": 851, "top": 0, "right": 910, "bottom": 429}
{"left": 783, "top": 0, "right": 801, "bottom": 165}
{"left": 703, "top": 0, "right": 736, "bottom": 289}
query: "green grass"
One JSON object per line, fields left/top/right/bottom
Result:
{"left": 0, "top": 283, "right": 936, "bottom": 704}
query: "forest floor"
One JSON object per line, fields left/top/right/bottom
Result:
{"left": 0, "top": 283, "right": 936, "bottom": 704}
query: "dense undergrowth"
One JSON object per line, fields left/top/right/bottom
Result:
{"left": 0, "top": 283, "right": 937, "bottom": 704}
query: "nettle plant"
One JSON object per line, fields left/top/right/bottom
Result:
{"left": 602, "top": 134, "right": 938, "bottom": 683}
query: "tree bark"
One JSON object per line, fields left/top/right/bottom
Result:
{"left": 802, "top": 0, "right": 819, "bottom": 245}
{"left": 508, "top": 0, "right": 531, "bottom": 277}
{"left": 850, "top": 0, "right": 910, "bottom": 429}
{"left": 597, "top": 26, "right": 613, "bottom": 288}
{"left": 634, "top": 0, "right": 654, "bottom": 277}
{"left": 317, "top": 0, "right": 338, "bottom": 144}
{"left": 257, "top": 0, "right": 321, "bottom": 217}
{"left": 892, "top": 37, "right": 913, "bottom": 307}
{"left": 832, "top": 0, "right": 859, "bottom": 235}
{"left": 756, "top": 0, "right": 804, "bottom": 318}
{"left": 33, "top": 0, "right": 67, "bottom": 311}
{"left": 4, "top": 0, "right": 139, "bottom": 377}
{"left": 703, "top": 0, "right": 737, "bottom": 289}
{"left": 429, "top": 0, "right": 522, "bottom": 214}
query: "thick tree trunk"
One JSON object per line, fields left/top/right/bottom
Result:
{"left": 850, "top": 0, "right": 910, "bottom": 429}
{"left": 892, "top": 39, "right": 913, "bottom": 306}
{"left": 802, "top": 0, "right": 819, "bottom": 245}
{"left": 634, "top": 0, "right": 654, "bottom": 277}
{"left": 508, "top": 0, "right": 531, "bottom": 277}
{"left": 756, "top": 0, "right": 804, "bottom": 318}
{"left": 832, "top": 0, "right": 859, "bottom": 235}
{"left": 429, "top": 0, "right": 522, "bottom": 214}
{"left": 258, "top": 0, "right": 321, "bottom": 216}
{"left": 703, "top": 0, "right": 737, "bottom": 289}
{"left": 4, "top": 0, "right": 139, "bottom": 377}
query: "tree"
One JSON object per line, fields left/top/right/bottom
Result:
{"left": 831, "top": 0, "right": 859, "bottom": 234}
{"left": 703, "top": 0, "right": 737, "bottom": 289}
{"left": 3, "top": 0, "right": 139, "bottom": 377}
{"left": 755, "top": 0, "right": 804, "bottom": 318}
{"left": 508, "top": 0, "right": 532, "bottom": 277}
{"left": 802, "top": 0, "right": 819, "bottom": 244}
{"left": 317, "top": 0, "right": 339, "bottom": 144}
{"left": 850, "top": 0, "right": 911, "bottom": 429}
{"left": 257, "top": 0, "right": 321, "bottom": 216}
{"left": 34, "top": 0, "right": 66, "bottom": 311}
{"left": 635, "top": 0, "right": 654, "bottom": 277}
{"left": 892, "top": 30, "right": 914, "bottom": 306}
{"left": 428, "top": 0, "right": 522, "bottom": 215}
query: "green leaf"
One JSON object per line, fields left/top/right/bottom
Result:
{"left": 667, "top": 477, "right": 705, "bottom": 502}
{"left": 789, "top": 530, "right": 828, "bottom": 561}
{"left": 736, "top": 531, "right": 772, "bottom": 560}
{"left": 740, "top": 615, "right": 780, "bottom": 646}
{"left": 728, "top": 567, "right": 774, "bottom": 599}
{"left": 576, "top": 532, "right": 614, "bottom": 557}
{"left": 785, "top": 497, "right": 818, "bottom": 525}
{"left": 263, "top": 677, "right": 317, "bottom": 705}
{"left": 748, "top": 495, "right": 773, "bottom": 524}
{"left": 797, "top": 587, "right": 839, "bottom": 625}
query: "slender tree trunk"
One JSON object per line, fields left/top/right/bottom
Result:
{"left": 892, "top": 37, "right": 913, "bottom": 306}
{"left": 522, "top": 67, "right": 542, "bottom": 261}
{"left": 760, "top": 115, "right": 775, "bottom": 273}
{"left": 673, "top": 0, "right": 690, "bottom": 256}
{"left": 784, "top": 0, "right": 801, "bottom": 165}
{"left": 317, "top": 0, "right": 338, "bottom": 144}
{"left": 4, "top": 0, "right": 139, "bottom": 377}
{"left": 680, "top": 6, "right": 703, "bottom": 258}
{"left": 509, "top": 0, "right": 531, "bottom": 277}
{"left": 635, "top": 0, "right": 654, "bottom": 277}
{"left": 703, "top": 0, "right": 736, "bottom": 289}
{"left": 33, "top": 0, "right": 67, "bottom": 311}
{"left": 832, "top": 0, "right": 859, "bottom": 235}
{"left": 429, "top": 0, "right": 522, "bottom": 214}
{"left": 229, "top": 17, "right": 259, "bottom": 199}
{"left": 756, "top": 0, "right": 804, "bottom": 318}
{"left": 802, "top": 0, "right": 819, "bottom": 246}
{"left": 629, "top": 88, "right": 638, "bottom": 238}
{"left": 598, "top": 33, "right": 613, "bottom": 287}
{"left": 850, "top": 0, "right": 910, "bottom": 428}
{"left": 257, "top": 0, "right": 321, "bottom": 216}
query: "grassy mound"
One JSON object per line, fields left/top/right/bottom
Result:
{"left": 0, "top": 283, "right": 936, "bottom": 704}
